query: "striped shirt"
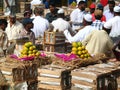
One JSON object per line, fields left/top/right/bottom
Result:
{"left": 91, "top": 20, "right": 104, "bottom": 30}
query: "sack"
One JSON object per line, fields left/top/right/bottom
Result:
{"left": 4, "top": 7, "right": 11, "bottom": 16}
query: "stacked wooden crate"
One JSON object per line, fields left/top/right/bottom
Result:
{"left": 65, "top": 41, "right": 72, "bottom": 53}
{"left": 43, "top": 31, "right": 66, "bottom": 53}
{"left": 38, "top": 65, "right": 71, "bottom": 90}
{"left": 71, "top": 61, "right": 120, "bottom": 90}
{"left": 0, "top": 57, "right": 38, "bottom": 90}
{"left": 20, "top": 2, "right": 30, "bottom": 13}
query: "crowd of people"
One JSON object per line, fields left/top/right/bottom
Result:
{"left": 0, "top": 0, "right": 120, "bottom": 60}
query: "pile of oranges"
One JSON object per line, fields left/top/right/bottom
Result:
{"left": 20, "top": 42, "right": 40, "bottom": 58}
{"left": 71, "top": 42, "right": 91, "bottom": 59}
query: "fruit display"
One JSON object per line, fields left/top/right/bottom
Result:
{"left": 19, "top": 42, "right": 40, "bottom": 58}
{"left": 71, "top": 42, "right": 91, "bottom": 59}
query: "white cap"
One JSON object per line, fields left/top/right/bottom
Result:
{"left": 57, "top": 8, "right": 64, "bottom": 14}
{"left": 77, "top": 0, "right": 86, "bottom": 4}
{"left": 83, "top": 14, "right": 92, "bottom": 22}
{"left": 114, "top": 6, "right": 120, "bottom": 12}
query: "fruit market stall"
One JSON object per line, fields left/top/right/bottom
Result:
{"left": 0, "top": 39, "right": 119, "bottom": 90}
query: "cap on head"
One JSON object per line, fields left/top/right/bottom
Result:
{"left": 83, "top": 14, "right": 92, "bottom": 22}
{"left": 22, "top": 18, "right": 33, "bottom": 25}
{"left": 77, "top": 0, "right": 86, "bottom": 4}
{"left": 89, "top": 3, "right": 96, "bottom": 9}
{"left": 97, "top": 3, "right": 103, "bottom": 10}
{"left": 57, "top": 8, "right": 64, "bottom": 14}
{"left": 114, "top": 6, "right": 120, "bottom": 13}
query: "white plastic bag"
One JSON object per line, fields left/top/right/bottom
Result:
{"left": 4, "top": 7, "right": 11, "bottom": 16}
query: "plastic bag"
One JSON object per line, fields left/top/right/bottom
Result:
{"left": 4, "top": 7, "right": 11, "bottom": 16}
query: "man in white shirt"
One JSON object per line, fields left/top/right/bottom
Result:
{"left": 32, "top": 6, "right": 49, "bottom": 38}
{"left": 51, "top": 8, "right": 73, "bottom": 33}
{"left": 103, "top": 0, "right": 115, "bottom": 21}
{"left": 5, "top": 14, "right": 24, "bottom": 41}
{"left": 70, "top": 0, "right": 87, "bottom": 31}
{"left": 64, "top": 14, "right": 95, "bottom": 43}
{"left": 31, "top": 0, "right": 43, "bottom": 9}
{"left": 4, "top": 0, "right": 16, "bottom": 15}
{"left": 5, "top": 14, "right": 24, "bottom": 54}
{"left": 104, "top": 6, "right": 120, "bottom": 44}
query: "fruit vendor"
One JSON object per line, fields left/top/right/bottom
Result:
{"left": 64, "top": 14, "right": 95, "bottom": 43}
{"left": 0, "top": 19, "right": 8, "bottom": 57}
{"left": 20, "top": 18, "right": 35, "bottom": 45}
{"left": 82, "top": 29, "right": 114, "bottom": 57}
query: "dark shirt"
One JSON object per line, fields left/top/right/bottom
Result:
{"left": 45, "top": 1, "right": 49, "bottom": 9}
{"left": 45, "top": 8, "right": 58, "bottom": 23}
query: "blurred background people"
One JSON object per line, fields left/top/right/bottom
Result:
{"left": 21, "top": 18, "right": 35, "bottom": 45}
{"left": 92, "top": 3, "right": 106, "bottom": 22}
{"left": 4, "top": 0, "right": 16, "bottom": 15}
{"left": 91, "top": 9, "right": 104, "bottom": 30}
{"left": 103, "top": 0, "right": 115, "bottom": 21}
{"left": 5, "top": 14, "right": 24, "bottom": 54}
{"left": 104, "top": 6, "right": 120, "bottom": 44}
{"left": 89, "top": 3, "right": 96, "bottom": 14}
{"left": 45, "top": 3, "right": 58, "bottom": 23}
{"left": 32, "top": 6, "right": 49, "bottom": 39}
{"left": 64, "top": 14, "right": 95, "bottom": 43}
{"left": 51, "top": 8, "right": 73, "bottom": 33}
{"left": 0, "top": 19, "right": 8, "bottom": 57}
{"left": 5, "top": 14, "right": 24, "bottom": 41}
{"left": 70, "top": 0, "right": 87, "bottom": 31}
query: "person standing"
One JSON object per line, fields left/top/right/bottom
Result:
{"left": 104, "top": 6, "right": 120, "bottom": 44}
{"left": 32, "top": 6, "right": 49, "bottom": 38}
{"left": 45, "top": 3, "right": 58, "bottom": 23}
{"left": 5, "top": 14, "right": 24, "bottom": 41}
{"left": 103, "top": 0, "right": 115, "bottom": 21}
{"left": 51, "top": 8, "right": 73, "bottom": 33}
{"left": 70, "top": 0, "right": 87, "bottom": 31}
{"left": 0, "top": 19, "right": 8, "bottom": 57}
{"left": 4, "top": 0, "right": 16, "bottom": 15}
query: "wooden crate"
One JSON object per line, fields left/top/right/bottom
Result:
{"left": 65, "top": 41, "right": 72, "bottom": 53}
{"left": 44, "top": 31, "right": 65, "bottom": 45}
{"left": 20, "top": 2, "right": 30, "bottom": 13}
{"left": 27, "top": 80, "right": 38, "bottom": 90}
{"left": 71, "top": 61, "right": 120, "bottom": 90}
{"left": 0, "top": 57, "right": 38, "bottom": 83}
{"left": 38, "top": 65, "right": 71, "bottom": 90}
{"left": 44, "top": 44, "right": 65, "bottom": 53}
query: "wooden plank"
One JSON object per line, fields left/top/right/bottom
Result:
{"left": 38, "top": 68, "right": 65, "bottom": 76}
{"left": 72, "top": 80, "right": 96, "bottom": 89}
{"left": 38, "top": 84, "right": 62, "bottom": 90}
{"left": 38, "top": 76, "right": 61, "bottom": 82}
{"left": 71, "top": 71, "right": 97, "bottom": 80}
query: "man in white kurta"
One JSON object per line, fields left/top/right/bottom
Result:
{"left": 70, "top": 0, "right": 87, "bottom": 30}
{"left": 103, "top": 0, "right": 115, "bottom": 21}
{"left": 82, "top": 30, "right": 114, "bottom": 57}
{"left": 32, "top": 6, "right": 49, "bottom": 38}
{"left": 5, "top": 15, "right": 24, "bottom": 41}
{"left": 64, "top": 14, "right": 95, "bottom": 43}
{"left": 104, "top": 6, "right": 120, "bottom": 44}
{"left": 51, "top": 8, "right": 72, "bottom": 32}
